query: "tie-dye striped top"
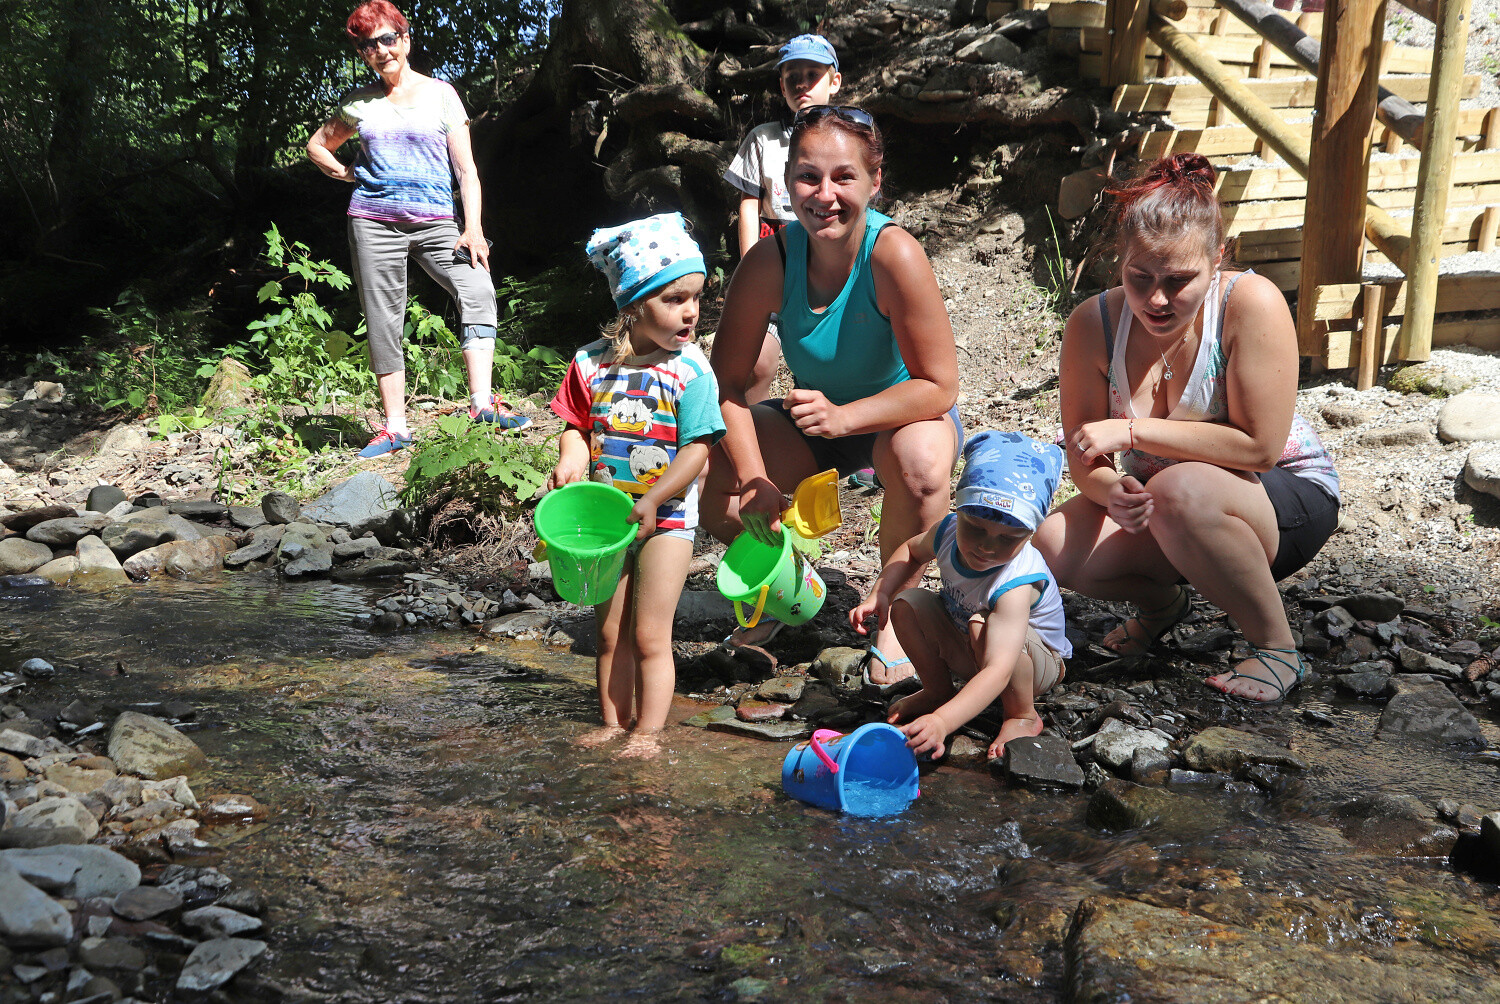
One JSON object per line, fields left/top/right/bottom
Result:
{"left": 338, "top": 81, "right": 468, "bottom": 222}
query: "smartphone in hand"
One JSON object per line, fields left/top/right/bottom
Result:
{"left": 453, "top": 239, "right": 493, "bottom": 266}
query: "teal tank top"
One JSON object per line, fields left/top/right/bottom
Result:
{"left": 779, "top": 209, "right": 910, "bottom": 406}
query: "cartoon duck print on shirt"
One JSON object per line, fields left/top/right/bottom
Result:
{"left": 605, "top": 371, "right": 656, "bottom": 436}
{"left": 628, "top": 444, "right": 670, "bottom": 486}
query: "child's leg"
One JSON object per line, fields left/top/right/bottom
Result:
{"left": 886, "top": 589, "right": 973, "bottom": 723}
{"left": 989, "top": 628, "right": 1061, "bottom": 759}
{"left": 592, "top": 555, "right": 638, "bottom": 730}
{"left": 628, "top": 531, "right": 694, "bottom": 734}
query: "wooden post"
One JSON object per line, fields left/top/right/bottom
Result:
{"left": 1392, "top": 0, "right": 1438, "bottom": 20}
{"left": 1104, "top": 0, "right": 1153, "bottom": 85}
{"left": 1480, "top": 206, "right": 1500, "bottom": 253}
{"left": 1399, "top": 0, "right": 1473, "bottom": 362}
{"left": 1357, "top": 283, "right": 1386, "bottom": 389}
{"left": 1295, "top": 0, "right": 1386, "bottom": 358}
{"left": 1483, "top": 108, "right": 1500, "bottom": 150}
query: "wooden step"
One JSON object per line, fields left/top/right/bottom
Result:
{"left": 1113, "top": 74, "right": 1480, "bottom": 121}
{"left": 1074, "top": 27, "right": 1432, "bottom": 73}
{"left": 1326, "top": 318, "right": 1500, "bottom": 368}
{"left": 1214, "top": 151, "right": 1500, "bottom": 203}
{"left": 1236, "top": 206, "right": 1500, "bottom": 264}
{"left": 1140, "top": 107, "right": 1500, "bottom": 158}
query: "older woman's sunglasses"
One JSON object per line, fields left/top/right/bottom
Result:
{"left": 791, "top": 105, "right": 875, "bottom": 129}
{"left": 355, "top": 30, "right": 406, "bottom": 53}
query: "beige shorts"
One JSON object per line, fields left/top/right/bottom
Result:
{"left": 956, "top": 617, "right": 1065, "bottom": 695}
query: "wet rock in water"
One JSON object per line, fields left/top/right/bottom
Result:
{"left": 1357, "top": 422, "right": 1433, "bottom": 448}
{"left": 757, "top": 676, "right": 806, "bottom": 703}
{"left": 181, "top": 905, "right": 263, "bottom": 938}
{"left": 946, "top": 734, "right": 988, "bottom": 766}
{"left": 809, "top": 647, "right": 865, "bottom": 689}
{"left": 1, "top": 845, "right": 139, "bottom": 898}
{"left": 108, "top": 712, "right": 209, "bottom": 779}
{"left": 223, "top": 524, "right": 284, "bottom": 568}
{"left": 1335, "top": 592, "right": 1404, "bottom": 622}
{"left": 0, "top": 797, "right": 99, "bottom": 847}
{"left": 480, "top": 610, "right": 552, "bottom": 637}
{"left": 1437, "top": 391, "right": 1500, "bottom": 442}
{"left": 0, "top": 537, "right": 53, "bottom": 574}
{"left": 1377, "top": 677, "right": 1485, "bottom": 744}
{"left": 0, "top": 505, "right": 75, "bottom": 532}
{"left": 1330, "top": 794, "right": 1457, "bottom": 857}
{"left": 1090, "top": 718, "right": 1170, "bottom": 773}
{"left": 73, "top": 534, "right": 131, "bottom": 587}
{"left": 1337, "top": 663, "right": 1395, "bottom": 699}
{"left": 679, "top": 706, "right": 737, "bottom": 729}
{"left": 19, "top": 657, "right": 55, "bottom": 679}
{"left": 301, "top": 471, "right": 399, "bottom": 527}
{"left": 1086, "top": 779, "right": 1188, "bottom": 830}
{"left": 1397, "top": 648, "right": 1463, "bottom": 679}
{"left": 112, "top": 885, "right": 183, "bottom": 920}
{"left": 198, "top": 793, "right": 268, "bottom": 826}
{"left": 0, "top": 858, "right": 73, "bottom": 946}
{"left": 788, "top": 684, "right": 843, "bottom": 722}
{"left": 1464, "top": 445, "right": 1500, "bottom": 501}
{"left": 1067, "top": 895, "right": 1490, "bottom": 1002}
{"left": 1180, "top": 727, "right": 1307, "bottom": 774}
{"left": 25, "top": 514, "right": 109, "bottom": 546}
{"left": 705, "top": 717, "right": 811, "bottom": 741}
{"left": 228, "top": 505, "right": 268, "bottom": 530}
{"left": 331, "top": 557, "right": 418, "bottom": 581}
{"left": 176, "top": 937, "right": 267, "bottom": 992}
{"left": 101, "top": 509, "right": 204, "bottom": 558}
{"left": 1320, "top": 402, "right": 1373, "bottom": 428}
{"left": 1002, "top": 732, "right": 1085, "bottom": 790}
{"left": 123, "top": 536, "right": 237, "bottom": 581}
{"left": 1130, "top": 746, "right": 1173, "bottom": 783}
{"left": 260, "top": 491, "right": 301, "bottom": 525}
{"left": 78, "top": 935, "right": 146, "bottom": 971}
{"left": 217, "top": 887, "right": 267, "bottom": 916}
{"left": 735, "top": 699, "right": 788, "bottom": 723}
{"left": 279, "top": 522, "right": 334, "bottom": 577}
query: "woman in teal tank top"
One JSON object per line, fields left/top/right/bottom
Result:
{"left": 703, "top": 107, "right": 962, "bottom": 689}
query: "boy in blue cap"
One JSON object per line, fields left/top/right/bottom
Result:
{"left": 850, "top": 431, "right": 1072, "bottom": 761}
{"left": 722, "top": 33, "right": 841, "bottom": 405}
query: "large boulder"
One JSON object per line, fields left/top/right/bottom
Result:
{"left": 278, "top": 522, "right": 334, "bottom": 577}
{"left": 0, "top": 797, "right": 100, "bottom": 847}
{"left": 1, "top": 845, "right": 140, "bottom": 898}
{"left": 73, "top": 535, "right": 131, "bottom": 588}
{"left": 1180, "top": 727, "right": 1307, "bottom": 774}
{"left": 223, "top": 524, "right": 284, "bottom": 569}
{"left": 123, "top": 536, "right": 237, "bottom": 581}
{"left": 1002, "top": 731, "right": 1086, "bottom": 790}
{"left": 0, "top": 858, "right": 72, "bottom": 946}
{"left": 25, "top": 514, "right": 110, "bottom": 546}
{"left": 0, "top": 505, "right": 75, "bottom": 532}
{"left": 85, "top": 484, "right": 129, "bottom": 513}
{"left": 176, "top": 938, "right": 268, "bottom": 992}
{"left": 31, "top": 555, "right": 78, "bottom": 585}
{"left": 0, "top": 538, "right": 53, "bottom": 575}
{"left": 1377, "top": 677, "right": 1486, "bottom": 744}
{"left": 101, "top": 509, "right": 204, "bottom": 559}
{"left": 300, "top": 471, "right": 401, "bottom": 528}
{"left": 1437, "top": 391, "right": 1500, "bottom": 442}
{"left": 107, "top": 712, "right": 209, "bottom": 779}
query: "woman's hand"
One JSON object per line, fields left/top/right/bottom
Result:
{"left": 849, "top": 590, "right": 888, "bottom": 636}
{"left": 737, "top": 477, "right": 787, "bottom": 546}
{"left": 454, "top": 231, "right": 490, "bottom": 271}
{"left": 898, "top": 714, "right": 948, "bottom": 760}
{"left": 1070, "top": 418, "right": 1133, "bottom": 465}
{"left": 1106, "top": 475, "right": 1154, "bottom": 533}
{"left": 784, "top": 388, "right": 848, "bottom": 440}
{"left": 628, "top": 498, "right": 658, "bottom": 541}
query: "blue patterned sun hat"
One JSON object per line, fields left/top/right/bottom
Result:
{"left": 586, "top": 212, "right": 706, "bottom": 309}
{"left": 955, "top": 430, "right": 1064, "bottom": 532}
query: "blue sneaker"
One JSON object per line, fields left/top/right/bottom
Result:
{"left": 469, "top": 395, "right": 532, "bottom": 431}
{"left": 357, "top": 428, "right": 413, "bottom": 458}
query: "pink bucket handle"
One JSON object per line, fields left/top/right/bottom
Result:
{"left": 809, "top": 728, "right": 842, "bottom": 774}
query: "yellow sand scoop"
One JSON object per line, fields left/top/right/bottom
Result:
{"left": 783, "top": 468, "right": 842, "bottom": 539}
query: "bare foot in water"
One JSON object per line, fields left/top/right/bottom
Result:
{"left": 887, "top": 687, "right": 945, "bottom": 725}
{"left": 576, "top": 725, "right": 626, "bottom": 749}
{"left": 987, "top": 715, "right": 1044, "bottom": 760}
{"left": 616, "top": 732, "right": 662, "bottom": 760}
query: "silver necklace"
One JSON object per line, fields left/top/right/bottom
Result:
{"left": 1159, "top": 334, "right": 1189, "bottom": 381}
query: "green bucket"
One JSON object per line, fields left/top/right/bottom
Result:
{"left": 533, "top": 482, "right": 637, "bottom": 605}
{"left": 715, "top": 528, "right": 827, "bottom": 629}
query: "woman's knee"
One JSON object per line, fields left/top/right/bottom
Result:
{"left": 1144, "top": 463, "right": 1226, "bottom": 526}
{"left": 876, "top": 434, "right": 954, "bottom": 506}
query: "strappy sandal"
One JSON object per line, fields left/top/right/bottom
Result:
{"left": 860, "top": 645, "right": 918, "bottom": 697}
{"left": 1104, "top": 584, "right": 1190, "bottom": 656}
{"left": 1210, "top": 646, "right": 1307, "bottom": 704}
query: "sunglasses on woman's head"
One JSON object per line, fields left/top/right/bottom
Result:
{"left": 355, "top": 30, "right": 405, "bottom": 53}
{"left": 791, "top": 105, "right": 875, "bottom": 130}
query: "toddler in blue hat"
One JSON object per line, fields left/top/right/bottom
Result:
{"left": 548, "top": 212, "right": 726, "bottom": 759}
{"left": 850, "top": 431, "right": 1072, "bottom": 761}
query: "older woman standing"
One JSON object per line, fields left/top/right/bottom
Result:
{"left": 1034, "top": 154, "right": 1340, "bottom": 701}
{"left": 704, "top": 106, "right": 962, "bottom": 691}
{"left": 307, "top": 0, "right": 528, "bottom": 458}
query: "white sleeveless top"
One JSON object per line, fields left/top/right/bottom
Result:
{"left": 1102, "top": 272, "right": 1340, "bottom": 500}
{"left": 932, "top": 514, "right": 1072, "bottom": 658}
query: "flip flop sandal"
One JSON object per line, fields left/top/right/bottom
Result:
{"left": 1105, "top": 584, "right": 1191, "bottom": 656}
{"left": 722, "top": 617, "right": 786, "bottom": 650}
{"left": 1210, "top": 646, "right": 1307, "bottom": 704}
{"left": 860, "top": 645, "right": 918, "bottom": 697}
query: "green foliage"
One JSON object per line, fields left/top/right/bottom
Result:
{"left": 402, "top": 412, "right": 553, "bottom": 514}
{"left": 27, "top": 291, "right": 215, "bottom": 415}
{"left": 1040, "top": 207, "right": 1071, "bottom": 312}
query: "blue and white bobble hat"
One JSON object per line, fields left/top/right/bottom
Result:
{"left": 955, "top": 430, "right": 1065, "bottom": 532}
{"left": 586, "top": 212, "right": 706, "bottom": 309}
{"left": 778, "top": 34, "right": 838, "bottom": 70}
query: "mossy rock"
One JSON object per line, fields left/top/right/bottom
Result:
{"left": 1389, "top": 362, "right": 1473, "bottom": 398}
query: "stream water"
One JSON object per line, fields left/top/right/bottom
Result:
{"left": 5, "top": 574, "right": 1500, "bottom": 1001}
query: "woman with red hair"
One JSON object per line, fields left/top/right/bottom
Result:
{"left": 1033, "top": 154, "right": 1340, "bottom": 702}
{"left": 307, "top": 1, "right": 528, "bottom": 459}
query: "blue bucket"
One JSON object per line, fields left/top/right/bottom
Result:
{"left": 781, "top": 723, "right": 920, "bottom": 817}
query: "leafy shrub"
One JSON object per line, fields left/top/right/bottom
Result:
{"left": 401, "top": 411, "right": 553, "bottom": 516}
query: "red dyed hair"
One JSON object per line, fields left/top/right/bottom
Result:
{"left": 1108, "top": 153, "right": 1224, "bottom": 261}
{"left": 789, "top": 110, "right": 885, "bottom": 177}
{"left": 346, "top": 0, "right": 409, "bottom": 39}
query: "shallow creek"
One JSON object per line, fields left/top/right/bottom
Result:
{"left": 4, "top": 575, "right": 1500, "bottom": 1001}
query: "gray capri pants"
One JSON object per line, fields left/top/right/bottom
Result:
{"left": 347, "top": 216, "right": 498, "bottom": 374}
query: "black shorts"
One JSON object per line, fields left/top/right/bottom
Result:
{"left": 1261, "top": 466, "right": 1340, "bottom": 581}
{"left": 761, "top": 400, "right": 965, "bottom": 477}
